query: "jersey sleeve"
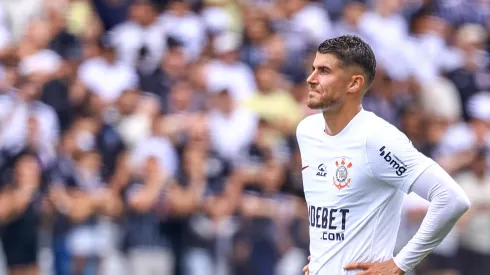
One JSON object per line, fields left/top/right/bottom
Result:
{"left": 366, "top": 123, "right": 436, "bottom": 193}
{"left": 296, "top": 118, "right": 310, "bottom": 168}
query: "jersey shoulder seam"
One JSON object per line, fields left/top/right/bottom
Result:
{"left": 364, "top": 117, "right": 382, "bottom": 179}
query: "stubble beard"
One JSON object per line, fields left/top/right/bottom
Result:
{"left": 306, "top": 96, "right": 322, "bottom": 109}
{"left": 307, "top": 97, "right": 344, "bottom": 112}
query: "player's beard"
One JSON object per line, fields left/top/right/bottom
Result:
{"left": 307, "top": 94, "right": 344, "bottom": 111}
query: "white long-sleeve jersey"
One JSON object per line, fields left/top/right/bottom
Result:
{"left": 296, "top": 109, "right": 469, "bottom": 274}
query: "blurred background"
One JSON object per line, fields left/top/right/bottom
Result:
{"left": 0, "top": 0, "right": 488, "bottom": 275}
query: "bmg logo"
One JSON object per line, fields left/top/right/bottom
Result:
{"left": 379, "top": 146, "right": 407, "bottom": 176}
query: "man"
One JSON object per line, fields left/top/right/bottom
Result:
{"left": 297, "top": 35, "right": 470, "bottom": 275}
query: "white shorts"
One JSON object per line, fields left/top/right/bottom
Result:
{"left": 67, "top": 224, "right": 107, "bottom": 257}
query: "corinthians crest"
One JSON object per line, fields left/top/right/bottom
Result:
{"left": 333, "top": 158, "right": 352, "bottom": 190}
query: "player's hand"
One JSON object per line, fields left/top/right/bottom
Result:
{"left": 302, "top": 256, "right": 311, "bottom": 275}
{"left": 344, "top": 258, "right": 404, "bottom": 275}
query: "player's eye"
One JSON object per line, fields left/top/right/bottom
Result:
{"left": 320, "top": 67, "right": 329, "bottom": 74}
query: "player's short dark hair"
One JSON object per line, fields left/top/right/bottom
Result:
{"left": 317, "top": 35, "right": 376, "bottom": 87}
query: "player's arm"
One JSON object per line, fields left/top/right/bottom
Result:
{"left": 392, "top": 164, "right": 470, "bottom": 272}
{"left": 364, "top": 124, "right": 470, "bottom": 273}
{"left": 127, "top": 158, "right": 167, "bottom": 213}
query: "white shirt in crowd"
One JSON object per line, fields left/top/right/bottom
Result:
{"left": 437, "top": 122, "right": 488, "bottom": 153}
{"left": 0, "top": 0, "right": 43, "bottom": 41}
{"left": 356, "top": 11, "right": 462, "bottom": 84}
{"left": 436, "top": 122, "right": 490, "bottom": 167}
{"left": 0, "top": 93, "right": 59, "bottom": 160}
{"left": 131, "top": 136, "right": 179, "bottom": 177}
{"left": 208, "top": 108, "right": 258, "bottom": 163}
{"left": 200, "top": 6, "right": 232, "bottom": 34}
{"left": 290, "top": 3, "right": 333, "bottom": 46}
{"left": 78, "top": 57, "right": 138, "bottom": 103}
{"left": 110, "top": 20, "right": 167, "bottom": 73}
{"left": 456, "top": 171, "right": 490, "bottom": 254}
{"left": 0, "top": 11, "right": 10, "bottom": 51}
{"left": 159, "top": 11, "right": 206, "bottom": 62}
{"left": 206, "top": 60, "right": 257, "bottom": 103}
{"left": 435, "top": 92, "right": 490, "bottom": 167}
{"left": 18, "top": 49, "right": 62, "bottom": 76}
{"left": 357, "top": 11, "right": 411, "bottom": 81}
{"left": 296, "top": 109, "right": 435, "bottom": 275}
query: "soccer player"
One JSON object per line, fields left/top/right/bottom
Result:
{"left": 297, "top": 35, "right": 470, "bottom": 275}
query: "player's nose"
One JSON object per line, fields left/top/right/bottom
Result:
{"left": 307, "top": 71, "right": 318, "bottom": 85}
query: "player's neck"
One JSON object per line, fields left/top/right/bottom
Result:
{"left": 322, "top": 103, "right": 362, "bottom": 136}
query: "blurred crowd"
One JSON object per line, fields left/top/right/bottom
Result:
{"left": 0, "top": 0, "right": 489, "bottom": 275}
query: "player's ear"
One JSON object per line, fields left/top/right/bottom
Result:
{"left": 347, "top": 74, "right": 365, "bottom": 94}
